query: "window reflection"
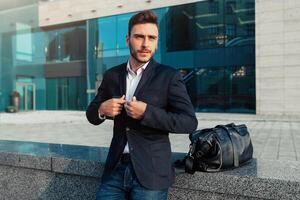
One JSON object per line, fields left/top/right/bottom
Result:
{"left": 98, "top": 16, "right": 117, "bottom": 51}
{"left": 45, "top": 25, "right": 86, "bottom": 63}
{"left": 209, "top": 2, "right": 219, "bottom": 14}
{"left": 0, "top": 0, "right": 255, "bottom": 113}
{"left": 183, "top": 65, "right": 255, "bottom": 113}
{"left": 226, "top": 1, "right": 236, "bottom": 14}
{"left": 117, "top": 14, "right": 134, "bottom": 49}
{"left": 166, "top": 0, "right": 255, "bottom": 51}
{"left": 196, "top": 67, "right": 226, "bottom": 112}
{"left": 86, "top": 0, "right": 256, "bottom": 113}
{"left": 16, "top": 23, "right": 33, "bottom": 62}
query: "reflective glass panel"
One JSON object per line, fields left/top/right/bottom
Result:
{"left": 98, "top": 16, "right": 117, "bottom": 51}
{"left": 85, "top": 0, "right": 255, "bottom": 113}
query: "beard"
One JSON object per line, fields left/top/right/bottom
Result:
{"left": 128, "top": 42, "right": 156, "bottom": 64}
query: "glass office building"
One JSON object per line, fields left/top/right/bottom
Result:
{"left": 0, "top": 0, "right": 255, "bottom": 113}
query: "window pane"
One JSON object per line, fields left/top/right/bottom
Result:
{"left": 46, "top": 79, "right": 57, "bottom": 110}
{"left": 117, "top": 14, "right": 134, "bottom": 49}
{"left": 225, "top": 0, "right": 255, "bottom": 47}
{"left": 45, "top": 25, "right": 86, "bottom": 63}
{"left": 98, "top": 16, "right": 117, "bottom": 50}
{"left": 194, "top": 67, "right": 226, "bottom": 112}
{"left": 166, "top": 1, "right": 225, "bottom": 51}
{"left": 227, "top": 65, "right": 255, "bottom": 112}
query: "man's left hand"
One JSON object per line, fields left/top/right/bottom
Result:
{"left": 125, "top": 96, "right": 147, "bottom": 119}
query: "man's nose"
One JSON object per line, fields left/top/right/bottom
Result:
{"left": 142, "top": 38, "right": 149, "bottom": 47}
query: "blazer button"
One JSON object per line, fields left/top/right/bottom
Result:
{"left": 126, "top": 127, "right": 130, "bottom": 131}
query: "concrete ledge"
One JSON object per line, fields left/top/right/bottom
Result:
{"left": 173, "top": 159, "right": 300, "bottom": 200}
{"left": 0, "top": 140, "right": 299, "bottom": 200}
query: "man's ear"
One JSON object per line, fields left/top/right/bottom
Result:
{"left": 126, "top": 35, "right": 129, "bottom": 47}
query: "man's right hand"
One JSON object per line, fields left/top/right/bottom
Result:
{"left": 98, "top": 95, "right": 126, "bottom": 118}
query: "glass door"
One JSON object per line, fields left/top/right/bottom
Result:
{"left": 46, "top": 77, "right": 86, "bottom": 110}
{"left": 16, "top": 82, "right": 36, "bottom": 111}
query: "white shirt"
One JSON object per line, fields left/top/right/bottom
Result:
{"left": 123, "top": 60, "right": 149, "bottom": 153}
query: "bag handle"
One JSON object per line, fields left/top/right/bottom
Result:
{"left": 216, "top": 124, "right": 239, "bottom": 167}
{"left": 204, "top": 139, "right": 223, "bottom": 172}
{"left": 185, "top": 142, "right": 197, "bottom": 174}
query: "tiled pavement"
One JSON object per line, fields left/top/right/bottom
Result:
{"left": 0, "top": 111, "right": 299, "bottom": 162}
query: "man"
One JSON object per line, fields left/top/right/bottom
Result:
{"left": 86, "top": 10, "right": 198, "bottom": 200}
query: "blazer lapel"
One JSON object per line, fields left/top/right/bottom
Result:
{"left": 134, "top": 59, "right": 157, "bottom": 97}
{"left": 119, "top": 63, "right": 127, "bottom": 96}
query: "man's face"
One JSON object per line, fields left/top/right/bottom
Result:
{"left": 126, "top": 23, "right": 158, "bottom": 64}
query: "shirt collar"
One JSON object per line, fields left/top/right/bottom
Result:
{"left": 126, "top": 60, "right": 150, "bottom": 76}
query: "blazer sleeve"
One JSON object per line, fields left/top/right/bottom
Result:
{"left": 140, "top": 71, "right": 198, "bottom": 133}
{"left": 86, "top": 72, "right": 110, "bottom": 125}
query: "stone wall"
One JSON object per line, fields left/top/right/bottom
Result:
{"left": 256, "top": 0, "right": 300, "bottom": 115}
{"left": 0, "top": 148, "right": 299, "bottom": 199}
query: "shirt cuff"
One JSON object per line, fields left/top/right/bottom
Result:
{"left": 98, "top": 112, "right": 106, "bottom": 120}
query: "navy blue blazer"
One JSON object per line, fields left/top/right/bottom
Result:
{"left": 86, "top": 59, "right": 198, "bottom": 190}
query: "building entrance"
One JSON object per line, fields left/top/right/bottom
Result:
{"left": 16, "top": 82, "right": 36, "bottom": 111}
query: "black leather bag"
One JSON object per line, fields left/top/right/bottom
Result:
{"left": 185, "top": 123, "right": 253, "bottom": 173}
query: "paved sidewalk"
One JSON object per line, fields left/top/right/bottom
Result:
{"left": 0, "top": 111, "right": 299, "bottom": 162}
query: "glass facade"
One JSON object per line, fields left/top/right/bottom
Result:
{"left": 87, "top": 0, "right": 255, "bottom": 113}
{"left": 0, "top": 0, "right": 255, "bottom": 113}
{"left": 0, "top": 3, "right": 87, "bottom": 111}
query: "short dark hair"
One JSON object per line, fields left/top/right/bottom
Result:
{"left": 128, "top": 10, "right": 158, "bottom": 36}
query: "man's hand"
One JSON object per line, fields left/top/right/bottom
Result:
{"left": 98, "top": 95, "right": 126, "bottom": 118}
{"left": 125, "top": 96, "right": 147, "bottom": 119}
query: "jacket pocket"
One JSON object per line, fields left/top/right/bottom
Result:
{"left": 150, "top": 142, "right": 172, "bottom": 177}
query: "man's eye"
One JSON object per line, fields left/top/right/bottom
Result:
{"left": 149, "top": 36, "right": 157, "bottom": 40}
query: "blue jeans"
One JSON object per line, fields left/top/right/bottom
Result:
{"left": 96, "top": 161, "right": 168, "bottom": 200}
